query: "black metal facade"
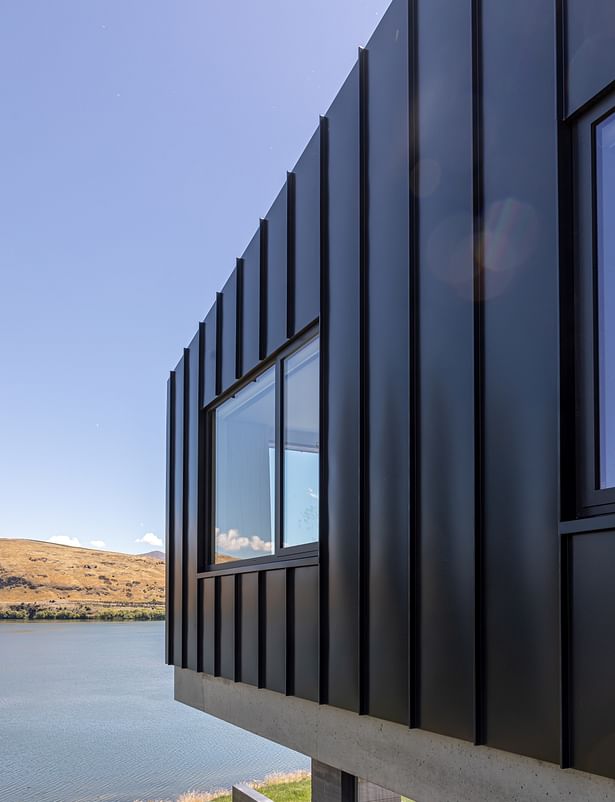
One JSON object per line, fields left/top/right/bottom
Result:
{"left": 166, "top": 0, "right": 615, "bottom": 781}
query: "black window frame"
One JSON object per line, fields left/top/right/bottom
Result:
{"left": 574, "top": 91, "right": 615, "bottom": 516}
{"left": 201, "top": 324, "right": 320, "bottom": 572}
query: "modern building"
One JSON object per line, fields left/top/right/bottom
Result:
{"left": 165, "top": 1, "right": 615, "bottom": 799}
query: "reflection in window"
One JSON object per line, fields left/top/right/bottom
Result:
{"left": 597, "top": 113, "right": 615, "bottom": 488}
{"left": 283, "top": 338, "right": 319, "bottom": 547}
{"left": 214, "top": 367, "right": 275, "bottom": 562}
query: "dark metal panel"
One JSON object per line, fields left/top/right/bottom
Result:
{"left": 184, "top": 331, "right": 200, "bottom": 671}
{"left": 566, "top": 0, "right": 615, "bottom": 117}
{"left": 165, "top": 373, "right": 175, "bottom": 665}
{"left": 202, "top": 301, "right": 218, "bottom": 407}
{"left": 220, "top": 269, "right": 239, "bottom": 393}
{"left": 202, "top": 577, "right": 216, "bottom": 675}
{"left": 219, "top": 574, "right": 236, "bottom": 680}
{"left": 292, "top": 565, "right": 319, "bottom": 702}
{"left": 481, "top": 0, "right": 560, "bottom": 762}
{"left": 264, "top": 185, "right": 288, "bottom": 357}
{"left": 292, "top": 129, "right": 320, "bottom": 335}
{"left": 238, "top": 572, "right": 260, "bottom": 687}
{"left": 172, "top": 355, "right": 185, "bottom": 666}
{"left": 415, "top": 0, "right": 475, "bottom": 741}
{"left": 264, "top": 569, "right": 286, "bottom": 694}
{"left": 570, "top": 532, "right": 615, "bottom": 780}
{"left": 241, "top": 230, "right": 261, "bottom": 375}
{"left": 365, "top": 0, "right": 410, "bottom": 725}
{"left": 324, "top": 64, "right": 361, "bottom": 713}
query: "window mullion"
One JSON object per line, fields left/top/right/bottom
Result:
{"left": 275, "top": 357, "right": 284, "bottom": 555}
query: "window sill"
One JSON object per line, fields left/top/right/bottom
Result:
{"left": 197, "top": 551, "right": 318, "bottom": 578}
{"left": 560, "top": 513, "right": 615, "bottom": 535}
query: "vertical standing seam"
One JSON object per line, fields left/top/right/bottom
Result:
{"left": 235, "top": 259, "right": 244, "bottom": 380}
{"left": 471, "top": 0, "right": 485, "bottom": 747}
{"left": 166, "top": 372, "right": 176, "bottom": 666}
{"left": 408, "top": 0, "right": 421, "bottom": 730}
{"left": 555, "top": 0, "right": 572, "bottom": 769}
{"left": 259, "top": 219, "right": 268, "bottom": 362}
{"left": 358, "top": 45, "right": 370, "bottom": 717}
{"left": 196, "top": 322, "right": 206, "bottom": 672}
{"left": 318, "top": 114, "right": 330, "bottom": 706}
{"left": 181, "top": 348, "right": 191, "bottom": 669}
{"left": 214, "top": 293, "right": 223, "bottom": 397}
{"left": 286, "top": 173, "right": 296, "bottom": 340}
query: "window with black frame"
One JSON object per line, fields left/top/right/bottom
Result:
{"left": 574, "top": 97, "right": 615, "bottom": 515}
{"left": 211, "top": 332, "right": 320, "bottom": 564}
{"left": 596, "top": 112, "right": 615, "bottom": 491}
{"left": 283, "top": 337, "right": 320, "bottom": 548}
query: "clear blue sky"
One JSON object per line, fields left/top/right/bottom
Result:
{"left": 0, "top": 0, "right": 390, "bottom": 554}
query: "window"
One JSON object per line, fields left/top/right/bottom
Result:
{"left": 211, "top": 332, "right": 320, "bottom": 565}
{"left": 596, "top": 113, "right": 615, "bottom": 489}
{"left": 283, "top": 337, "right": 319, "bottom": 547}
{"left": 573, "top": 97, "right": 615, "bottom": 515}
{"left": 214, "top": 367, "right": 275, "bottom": 563}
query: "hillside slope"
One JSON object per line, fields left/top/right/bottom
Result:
{"left": 0, "top": 539, "right": 165, "bottom": 620}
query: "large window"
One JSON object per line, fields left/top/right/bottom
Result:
{"left": 211, "top": 332, "right": 319, "bottom": 564}
{"left": 214, "top": 367, "right": 275, "bottom": 563}
{"left": 596, "top": 112, "right": 615, "bottom": 489}
{"left": 574, "top": 97, "right": 615, "bottom": 515}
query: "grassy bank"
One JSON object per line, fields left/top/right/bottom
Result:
{"left": 136, "top": 770, "right": 311, "bottom": 802}
{"left": 0, "top": 603, "right": 165, "bottom": 621}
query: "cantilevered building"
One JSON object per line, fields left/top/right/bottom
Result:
{"left": 166, "top": 1, "right": 615, "bottom": 799}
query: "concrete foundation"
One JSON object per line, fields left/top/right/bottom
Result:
{"left": 176, "top": 667, "right": 615, "bottom": 802}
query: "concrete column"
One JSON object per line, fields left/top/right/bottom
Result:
{"left": 357, "top": 779, "right": 401, "bottom": 802}
{"left": 312, "top": 760, "right": 356, "bottom": 802}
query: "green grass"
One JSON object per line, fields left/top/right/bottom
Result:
{"left": 205, "top": 779, "right": 410, "bottom": 802}
{"left": 136, "top": 772, "right": 413, "bottom": 802}
{"left": 206, "top": 777, "right": 311, "bottom": 802}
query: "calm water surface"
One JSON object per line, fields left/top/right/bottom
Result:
{"left": 0, "top": 622, "right": 308, "bottom": 802}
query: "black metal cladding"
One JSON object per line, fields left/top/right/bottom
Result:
{"left": 220, "top": 270, "right": 239, "bottom": 393}
{"left": 241, "top": 231, "right": 261, "bottom": 375}
{"left": 164, "top": 0, "right": 615, "bottom": 782}
{"left": 238, "top": 572, "right": 259, "bottom": 687}
{"left": 184, "top": 332, "right": 200, "bottom": 671}
{"left": 415, "top": 0, "right": 475, "bottom": 741}
{"left": 291, "top": 129, "right": 321, "bottom": 335}
{"left": 264, "top": 185, "right": 288, "bottom": 358}
{"left": 171, "top": 354, "right": 185, "bottom": 667}
{"left": 325, "top": 64, "right": 361, "bottom": 714}
{"left": 481, "top": 0, "right": 560, "bottom": 763}
{"left": 364, "top": 3, "right": 410, "bottom": 726}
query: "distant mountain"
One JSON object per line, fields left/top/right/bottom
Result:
{"left": 141, "top": 550, "right": 165, "bottom": 561}
{"left": 0, "top": 539, "right": 165, "bottom": 620}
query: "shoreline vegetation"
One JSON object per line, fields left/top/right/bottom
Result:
{"left": 0, "top": 602, "right": 165, "bottom": 620}
{"left": 136, "top": 771, "right": 311, "bottom": 802}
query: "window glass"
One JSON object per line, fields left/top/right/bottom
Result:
{"left": 597, "top": 113, "right": 615, "bottom": 488}
{"left": 214, "top": 367, "right": 275, "bottom": 562}
{"left": 283, "top": 338, "right": 319, "bottom": 546}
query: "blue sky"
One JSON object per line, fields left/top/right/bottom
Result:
{"left": 0, "top": 0, "right": 390, "bottom": 554}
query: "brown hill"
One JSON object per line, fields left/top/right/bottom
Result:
{"left": 0, "top": 539, "right": 165, "bottom": 620}
{"left": 141, "top": 550, "right": 165, "bottom": 561}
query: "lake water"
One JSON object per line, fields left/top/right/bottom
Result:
{"left": 0, "top": 622, "right": 308, "bottom": 802}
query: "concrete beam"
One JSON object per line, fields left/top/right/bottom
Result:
{"left": 175, "top": 667, "right": 615, "bottom": 802}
